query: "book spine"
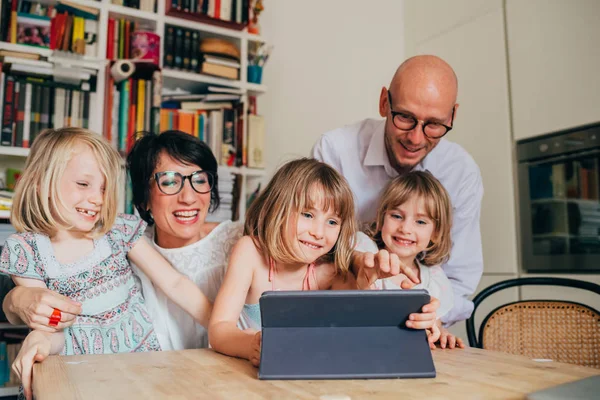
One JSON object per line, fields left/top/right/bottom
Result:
{"left": 39, "top": 85, "right": 51, "bottom": 131}
{"left": 151, "top": 70, "right": 161, "bottom": 134}
{"left": 174, "top": 27, "right": 183, "bottom": 69}
{"left": 144, "top": 79, "right": 151, "bottom": 132}
{"left": 136, "top": 79, "right": 145, "bottom": 133}
{"left": 110, "top": 83, "right": 120, "bottom": 150}
{"left": 71, "top": 90, "right": 80, "bottom": 127}
{"left": 190, "top": 30, "right": 199, "bottom": 72}
{"left": 31, "top": 84, "right": 42, "bottom": 144}
{"left": 221, "top": 107, "right": 234, "bottom": 165}
{"left": 1, "top": 74, "right": 15, "bottom": 145}
{"left": 82, "top": 90, "right": 90, "bottom": 129}
{"left": 164, "top": 26, "right": 174, "bottom": 68}
{"left": 14, "top": 80, "right": 25, "bottom": 147}
{"left": 53, "top": 87, "right": 65, "bottom": 130}
{"left": 118, "top": 79, "right": 130, "bottom": 153}
{"left": 128, "top": 78, "right": 137, "bottom": 151}
{"left": 22, "top": 82, "right": 32, "bottom": 148}
{"left": 183, "top": 29, "right": 191, "bottom": 70}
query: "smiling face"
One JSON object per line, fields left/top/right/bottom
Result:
{"left": 287, "top": 195, "right": 342, "bottom": 265}
{"left": 380, "top": 194, "right": 437, "bottom": 266}
{"left": 379, "top": 56, "right": 458, "bottom": 173}
{"left": 148, "top": 151, "right": 211, "bottom": 248}
{"left": 56, "top": 145, "right": 105, "bottom": 236}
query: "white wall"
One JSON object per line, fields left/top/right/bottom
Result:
{"left": 259, "top": 0, "right": 405, "bottom": 176}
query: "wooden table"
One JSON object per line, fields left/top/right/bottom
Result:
{"left": 33, "top": 347, "right": 599, "bottom": 399}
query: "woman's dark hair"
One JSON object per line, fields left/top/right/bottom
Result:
{"left": 126, "top": 130, "right": 220, "bottom": 225}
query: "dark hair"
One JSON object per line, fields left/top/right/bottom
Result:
{"left": 126, "top": 130, "right": 220, "bottom": 225}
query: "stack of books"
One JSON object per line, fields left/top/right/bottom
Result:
{"left": 0, "top": 59, "right": 94, "bottom": 148}
{"left": 205, "top": 166, "right": 237, "bottom": 223}
{"left": 163, "top": 26, "right": 240, "bottom": 80}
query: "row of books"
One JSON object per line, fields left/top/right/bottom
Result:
{"left": 159, "top": 104, "right": 242, "bottom": 167}
{"left": 0, "top": 1, "right": 99, "bottom": 56}
{"left": 168, "top": 0, "right": 250, "bottom": 24}
{"left": 159, "top": 105, "right": 264, "bottom": 169}
{"left": 105, "top": 69, "right": 162, "bottom": 154}
{"left": 106, "top": 18, "right": 153, "bottom": 61}
{"left": 164, "top": 26, "right": 239, "bottom": 79}
{"left": 0, "top": 70, "right": 91, "bottom": 147}
{"left": 111, "top": 0, "right": 156, "bottom": 13}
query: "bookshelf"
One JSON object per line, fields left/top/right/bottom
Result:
{"left": 0, "top": 0, "right": 268, "bottom": 222}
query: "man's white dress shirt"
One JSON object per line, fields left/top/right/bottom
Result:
{"left": 312, "top": 119, "right": 484, "bottom": 326}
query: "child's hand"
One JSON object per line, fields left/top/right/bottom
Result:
{"left": 406, "top": 296, "right": 439, "bottom": 330}
{"left": 355, "top": 250, "right": 420, "bottom": 288}
{"left": 249, "top": 331, "right": 262, "bottom": 367}
{"left": 426, "top": 323, "right": 441, "bottom": 349}
{"left": 437, "top": 326, "right": 465, "bottom": 349}
{"left": 13, "top": 330, "right": 52, "bottom": 400}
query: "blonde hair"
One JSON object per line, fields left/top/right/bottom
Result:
{"left": 11, "top": 127, "right": 121, "bottom": 238}
{"left": 244, "top": 158, "right": 357, "bottom": 275}
{"left": 367, "top": 170, "right": 453, "bottom": 266}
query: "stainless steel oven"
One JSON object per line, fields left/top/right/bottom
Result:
{"left": 517, "top": 122, "right": 600, "bottom": 273}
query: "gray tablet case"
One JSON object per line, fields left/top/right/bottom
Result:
{"left": 258, "top": 290, "right": 436, "bottom": 380}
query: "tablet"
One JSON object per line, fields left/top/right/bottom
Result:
{"left": 258, "top": 289, "right": 436, "bottom": 380}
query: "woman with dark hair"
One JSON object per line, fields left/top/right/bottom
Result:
{"left": 126, "top": 130, "right": 243, "bottom": 350}
{"left": 2, "top": 131, "right": 243, "bottom": 350}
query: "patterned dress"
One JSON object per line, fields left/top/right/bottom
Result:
{"left": 0, "top": 214, "right": 161, "bottom": 355}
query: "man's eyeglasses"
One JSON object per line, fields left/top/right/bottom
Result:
{"left": 153, "top": 171, "right": 214, "bottom": 195}
{"left": 387, "top": 90, "right": 455, "bottom": 139}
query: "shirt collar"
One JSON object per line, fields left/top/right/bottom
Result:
{"left": 363, "top": 121, "right": 398, "bottom": 177}
{"left": 364, "top": 120, "right": 445, "bottom": 176}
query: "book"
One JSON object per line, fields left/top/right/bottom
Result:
{"left": 0, "top": 49, "right": 40, "bottom": 60}
{"left": 202, "top": 54, "right": 241, "bottom": 68}
{"left": 200, "top": 62, "right": 238, "bottom": 79}
{"left": 179, "top": 100, "right": 232, "bottom": 111}
{"left": 1, "top": 74, "right": 16, "bottom": 145}
{"left": 55, "top": 1, "right": 99, "bottom": 20}
{"left": 164, "top": 25, "right": 174, "bottom": 67}
{"left": 247, "top": 114, "right": 264, "bottom": 168}
{"left": 22, "top": 82, "right": 32, "bottom": 147}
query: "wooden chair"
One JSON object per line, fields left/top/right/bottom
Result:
{"left": 466, "top": 277, "right": 600, "bottom": 368}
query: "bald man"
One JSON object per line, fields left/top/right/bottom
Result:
{"left": 312, "top": 55, "right": 483, "bottom": 329}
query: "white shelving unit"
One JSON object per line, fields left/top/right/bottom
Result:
{"left": 0, "top": 0, "right": 268, "bottom": 221}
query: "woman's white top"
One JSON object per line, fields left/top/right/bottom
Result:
{"left": 355, "top": 232, "right": 455, "bottom": 319}
{"left": 133, "top": 220, "right": 244, "bottom": 350}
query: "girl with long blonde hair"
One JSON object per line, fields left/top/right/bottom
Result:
{"left": 209, "top": 158, "right": 358, "bottom": 366}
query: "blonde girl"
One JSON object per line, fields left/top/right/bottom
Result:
{"left": 357, "top": 170, "right": 464, "bottom": 348}
{"left": 209, "top": 158, "right": 358, "bottom": 366}
{"left": 0, "top": 128, "right": 212, "bottom": 399}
